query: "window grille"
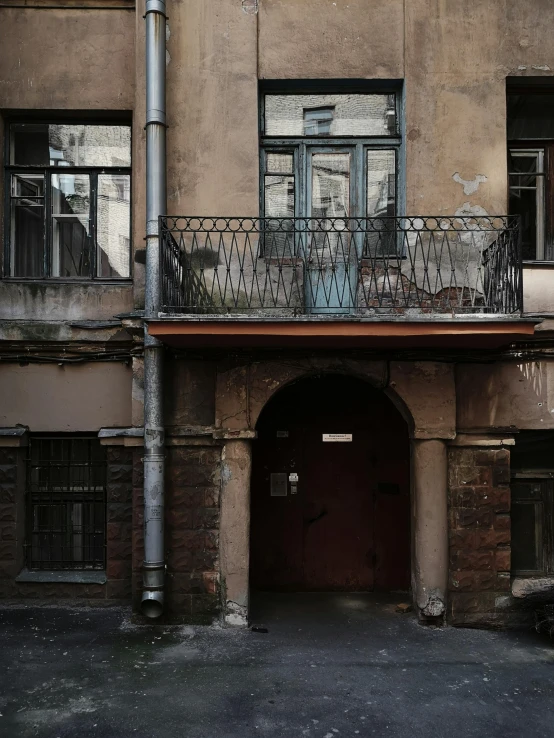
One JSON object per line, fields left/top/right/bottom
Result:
{"left": 26, "top": 437, "right": 107, "bottom": 570}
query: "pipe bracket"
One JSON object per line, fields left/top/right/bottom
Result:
{"left": 144, "top": 0, "right": 166, "bottom": 17}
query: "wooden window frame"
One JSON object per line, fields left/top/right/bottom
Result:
{"left": 260, "top": 90, "right": 402, "bottom": 226}
{"left": 3, "top": 120, "right": 132, "bottom": 282}
{"left": 508, "top": 141, "right": 554, "bottom": 262}
{"left": 511, "top": 478, "right": 554, "bottom": 577}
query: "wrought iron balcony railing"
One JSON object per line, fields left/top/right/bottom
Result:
{"left": 160, "top": 216, "right": 522, "bottom": 317}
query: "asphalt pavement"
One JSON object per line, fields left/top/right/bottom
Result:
{"left": 1, "top": 592, "right": 553, "bottom": 738}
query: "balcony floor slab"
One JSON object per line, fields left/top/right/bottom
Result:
{"left": 148, "top": 317, "right": 537, "bottom": 350}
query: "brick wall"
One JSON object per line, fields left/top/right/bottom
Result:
{"left": 448, "top": 446, "right": 511, "bottom": 626}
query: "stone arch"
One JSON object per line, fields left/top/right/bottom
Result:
{"left": 218, "top": 357, "right": 453, "bottom": 625}
{"left": 216, "top": 358, "right": 427, "bottom": 439}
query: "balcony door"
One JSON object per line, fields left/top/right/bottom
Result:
{"left": 261, "top": 90, "right": 401, "bottom": 315}
{"left": 306, "top": 147, "right": 358, "bottom": 314}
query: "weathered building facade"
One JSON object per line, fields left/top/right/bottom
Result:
{"left": 1, "top": 0, "right": 554, "bottom": 628}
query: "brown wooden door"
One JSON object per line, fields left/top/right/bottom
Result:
{"left": 250, "top": 375, "right": 410, "bottom": 592}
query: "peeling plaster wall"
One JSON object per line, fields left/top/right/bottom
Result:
{"left": 457, "top": 361, "right": 554, "bottom": 431}
{"left": 405, "top": 0, "right": 554, "bottom": 217}
{"left": 0, "top": 284, "right": 133, "bottom": 322}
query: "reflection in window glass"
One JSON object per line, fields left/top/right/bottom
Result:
{"left": 311, "top": 153, "right": 350, "bottom": 219}
{"left": 10, "top": 174, "right": 45, "bottom": 278}
{"left": 11, "top": 124, "right": 131, "bottom": 167}
{"left": 367, "top": 150, "right": 396, "bottom": 218}
{"left": 265, "top": 94, "right": 396, "bottom": 137}
{"left": 51, "top": 174, "right": 91, "bottom": 278}
{"left": 304, "top": 107, "right": 334, "bottom": 136}
{"left": 266, "top": 153, "right": 294, "bottom": 174}
{"left": 7, "top": 122, "right": 131, "bottom": 279}
{"left": 264, "top": 176, "right": 294, "bottom": 219}
{"left": 97, "top": 174, "right": 131, "bottom": 278}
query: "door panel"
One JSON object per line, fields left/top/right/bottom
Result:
{"left": 306, "top": 148, "right": 357, "bottom": 314}
{"left": 250, "top": 376, "right": 410, "bottom": 592}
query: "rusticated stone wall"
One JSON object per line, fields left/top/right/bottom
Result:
{"left": 105, "top": 446, "right": 134, "bottom": 602}
{"left": 131, "top": 443, "right": 222, "bottom": 623}
{"left": 164, "top": 444, "right": 221, "bottom": 623}
{"left": 0, "top": 446, "right": 22, "bottom": 595}
{"left": 0, "top": 445, "right": 133, "bottom": 603}
{"left": 448, "top": 446, "right": 511, "bottom": 626}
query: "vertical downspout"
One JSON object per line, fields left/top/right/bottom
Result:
{"left": 141, "top": 0, "right": 167, "bottom": 618}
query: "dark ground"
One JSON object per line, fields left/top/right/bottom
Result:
{"left": 1, "top": 593, "right": 553, "bottom": 738}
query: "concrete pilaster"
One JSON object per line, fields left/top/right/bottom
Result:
{"left": 411, "top": 439, "right": 449, "bottom": 621}
{"left": 219, "top": 439, "right": 253, "bottom": 626}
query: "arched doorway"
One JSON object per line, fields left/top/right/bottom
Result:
{"left": 250, "top": 374, "right": 411, "bottom": 593}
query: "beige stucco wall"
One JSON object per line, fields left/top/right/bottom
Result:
{"left": 258, "top": 0, "right": 404, "bottom": 80}
{"left": 0, "top": 9, "right": 134, "bottom": 110}
{"left": 165, "top": 0, "right": 259, "bottom": 216}
{"left": 160, "top": 0, "right": 554, "bottom": 223}
{"left": 405, "top": 0, "right": 554, "bottom": 216}
{"left": 0, "top": 363, "right": 132, "bottom": 431}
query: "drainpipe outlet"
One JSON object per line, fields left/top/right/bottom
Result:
{"left": 140, "top": 562, "right": 165, "bottom": 618}
{"left": 140, "top": 589, "right": 164, "bottom": 619}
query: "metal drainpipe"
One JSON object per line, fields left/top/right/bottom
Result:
{"left": 141, "top": 0, "right": 167, "bottom": 618}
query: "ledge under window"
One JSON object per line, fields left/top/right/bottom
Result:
{"left": 512, "top": 576, "right": 554, "bottom": 599}
{"left": 16, "top": 569, "right": 107, "bottom": 585}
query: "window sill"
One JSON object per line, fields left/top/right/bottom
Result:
{"left": 522, "top": 261, "right": 554, "bottom": 267}
{"left": 511, "top": 576, "right": 554, "bottom": 599}
{"left": 1, "top": 278, "right": 132, "bottom": 285}
{"left": 16, "top": 569, "right": 107, "bottom": 585}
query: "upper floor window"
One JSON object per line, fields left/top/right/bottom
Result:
{"left": 261, "top": 92, "right": 400, "bottom": 226}
{"left": 508, "top": 90, "right": 554, "bottom": 261}
{"left": 5, "top": 123, "right": 131, "bottom": 279}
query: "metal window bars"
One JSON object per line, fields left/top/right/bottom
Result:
{"left": 25, "top": 437, "right": 107, "bottom": 571}
{"left": 160, "top": 216, "right": 522, "bottom": 316}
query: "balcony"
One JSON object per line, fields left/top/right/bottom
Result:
{"left": 149, "top": 216, "right": 535, "bottom": 349}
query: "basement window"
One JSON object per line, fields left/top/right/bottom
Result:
{"left": 26, "top": 437, "right": 107, "bottom": 571}
{"left": 511, "top": 480, "right": 554, "bottom": 575}
{"left": 5, "top": 123, "right": 131, "bottom": 279}
{"left": 511, "top": 431, "right": 554, "bottom": 576}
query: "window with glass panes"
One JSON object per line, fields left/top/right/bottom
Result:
{"left": 5, "top": 123, "right": 131, "bottom": 279}
{"left": 510, "top": 431, "right": 554, "bottom": 576}
{"left": 26, "top": 437, "right": 107, "bottom": 571}
{"left": 507, "top": 89, "right": 554, "bottom": 261}
{"left": 261, "top": 92, "right": 400, "bottom": 227}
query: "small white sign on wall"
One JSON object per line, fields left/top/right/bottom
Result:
{"left": 322, "top": 433, "right": 353, "bottom": 442}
